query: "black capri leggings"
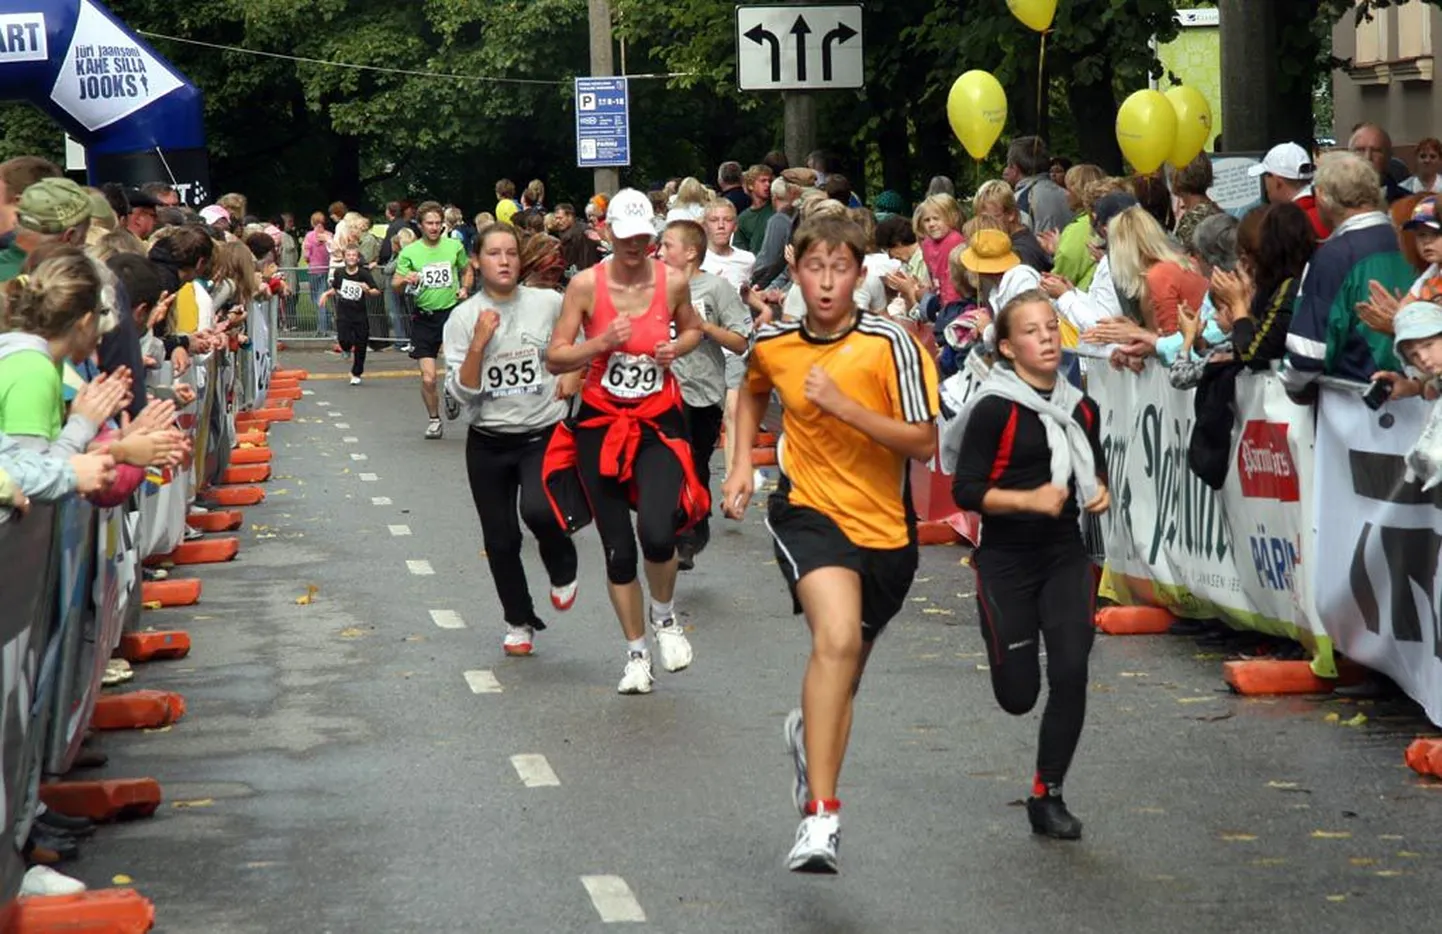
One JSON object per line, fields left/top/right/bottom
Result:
{"left": 465, "top": 424, "right": 579, "bottom": 626}
{"left": 973, "top": 540, "right": 1096, "bottom": 788}
{"left": 573, "top": 404, "right": 687, "bottom": 585}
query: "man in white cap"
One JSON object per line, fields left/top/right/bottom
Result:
{"left": 1248, "top": 142, "right": 1329, "bottom": 240}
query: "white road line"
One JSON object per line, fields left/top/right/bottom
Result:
{"left": 388, "top": 524, "right": 412, "bottom": 537}
{"left": 343, "top": 436, "right": 359, "bottom": 443}
{"left": 328, "top": 411, "right": 343, "bottom": 417}
{"left": 430, "top": 609, "right": 465, "bottom": 629}
{"left": 510, "top": 754, "right": 560, "bottom": 787}
{"left": 406, "top": 560, "right": 434, "bottom": 576}
{"left": 371, "top": 497, "right": 393, "bottom": 506}
{"left": 359, "top": 473, "right": 379, "bottom": 481}
{"left": 581, "top": 876, "right": 645, "bottom": 923}
{"left": 302, "top": 389, "right": 315, "bottom": 396}
{"left": 335, "top": 422, "right": 351, "bottom": 429}
{"left": 463, "top": 669, "right": 501, "bottom": 693}
{"left": 316, "top": 401, "right": 331, "bottom": 407}
{"left": 350, "top": 453, "right": 368, "bottom": 461}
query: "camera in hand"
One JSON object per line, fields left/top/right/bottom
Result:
{"left": 1362, "top": 377, "right": 1393, "bottom": 411}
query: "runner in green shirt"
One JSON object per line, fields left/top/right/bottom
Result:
{"left": 394, "top": 201, "right": 469, "bottom": 439}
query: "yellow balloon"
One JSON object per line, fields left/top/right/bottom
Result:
{"left": 1165, "top": 86, "right": 1213, "bottom": 169}
{"left": 1007, "top": 0, "right": 1057, "bottom": 32}
{"left": 1115, "top": 89, "right": 1178, "bottom": 175}
{"left": 947, "top": 70, "right": 1008, "bottom": 161}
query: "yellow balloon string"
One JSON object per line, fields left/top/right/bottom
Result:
{"left": 1037, "top": 29, "right": 1049, "bottom": 135}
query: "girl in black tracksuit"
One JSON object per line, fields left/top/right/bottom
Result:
{"left": 950, "top": 289, "right": 1110, "bottom": 841}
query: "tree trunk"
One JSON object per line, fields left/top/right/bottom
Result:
{"left": 1067, "top": 63, "right": 1123, "bottom": 173}
{"left": 879, "top": 105, "right": 911, "bottom": 198}
{"left": 332, "top": 134, "right": 363, "bottom": 210}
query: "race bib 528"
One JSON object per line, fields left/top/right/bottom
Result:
{"left": 420, "top": 262, "right": 454, "bottom": 290}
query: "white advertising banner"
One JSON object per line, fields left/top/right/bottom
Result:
{"left": 1089, "top": 364, "right": 1334, "bottom": 674}
{"left": 1314, "top": 387, "right": 1442, "bottom": 726}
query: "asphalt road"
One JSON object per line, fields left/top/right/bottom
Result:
{"left": 70, "top": 350, "right": 1442, "bottom": 933}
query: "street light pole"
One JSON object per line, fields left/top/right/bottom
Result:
{"left": 587, "top": 0, "right": 621, "bottom": 197}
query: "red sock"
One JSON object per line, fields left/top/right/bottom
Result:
{"left": 805, "top": 798, "right": 842, "bottom": 816}
{"left": 1032, "top": 773, "right": 1048, "bottom": 798}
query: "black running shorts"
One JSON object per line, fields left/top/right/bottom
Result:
{"left": 765, "top": 486, "right": 918, "bottom": 642}
{"left": 409, "top": 308, "right": 452, "bottom": 360}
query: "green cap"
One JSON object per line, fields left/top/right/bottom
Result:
{"left": 17, "top": 177, "right": 91, "bottom": 235}
{"left": 88, "top": 189, "right": 115, "bottom": 222}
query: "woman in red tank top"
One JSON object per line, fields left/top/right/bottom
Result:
{"left": 545, "top": 188, "right": 708, "bottom": 696}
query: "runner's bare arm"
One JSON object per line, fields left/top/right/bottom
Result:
{"left": 547, "top": 271, "right": 607, "bottom": 373}
{"left": 722, "top": 387, "right": 769, "bottom": 518}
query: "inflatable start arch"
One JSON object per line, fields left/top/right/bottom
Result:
{"left": 0, "top": 0, "right": 209, "bottom": 203}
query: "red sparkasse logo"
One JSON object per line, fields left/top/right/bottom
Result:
{"left": 1237, "top": 420, "right": 1300, "bottom": 502}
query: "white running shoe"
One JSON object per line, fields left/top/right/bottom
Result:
{"left": 652, "top": 618, "right": 693, "bottom": 672}
{"left": 443, "top": 388, "right": 461, "bottom": 420}
{"left": 425, "top": 418, "right": 443, "bottom": 440}
{"left": 787, "top": 811, "right": 840, "bottom": 873}
{"left": 617, "top": 651, "right": 654, "bottom": 694}
{"left": 502, "top": 624, "right": 535, "bottom": 657}
{"left": 350, "top": 376, "right": 362, "bottom": 386}
{"left": 550, "top": 580, "right": 578, "bottom": 612}
{"left": 783, "top": 708, "right": 810, "bottom": 816}
{"left": 21, "top": 865, "right": 86, "bottom": 896}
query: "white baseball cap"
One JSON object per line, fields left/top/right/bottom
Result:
{"left": 606, "top": 188, "right": 655, "bottom": 241}
{"left": 1247, "top": 142, "right": 1316, "bottom": 181}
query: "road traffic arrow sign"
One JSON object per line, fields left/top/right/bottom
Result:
{"left": 735, "top": 4, "right": 864, "bottom": 91}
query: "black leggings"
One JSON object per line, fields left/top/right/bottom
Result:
{"left": 681, "top": 403, "right": 723, "bottom": 548}
{"left": 573, "top": 405, "right": 686, "bottom": 585}
{"left": 465, "top": 424, "right": 578, "bottom": 626}
{"left": 973, "top": 541, "right": 1095, "bottom": 788}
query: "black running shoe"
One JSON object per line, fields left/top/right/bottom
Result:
{"left": 1027, "top": 792, "right": 1083, "bottom": 840}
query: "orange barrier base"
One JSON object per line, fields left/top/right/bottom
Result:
{"left": 234, "top": 430, "right": 269, "bottom": 447}
{"left": 273, "top": 368, "right": 309, "bottom": 381}
{"left": 1095, "top": 606, "right": 1176, "bottom": 635}
{"left": 185, "top": 509, "right": 243, "bottom": 533}
{"left": 207, "top": 485, "right": 265, "bottom": 507}
{"left": 221, "top": 464, "right": 270, "bottom": 485}
{"left": 40, "top": 778, "right": 164, "bottom": 821}
{"left": 1405, "top": 738, "right": 1442, "bottom": 778}
{"left": 248, "top": 407, "right": 294, "bottom": 423}
{"left": 12, "top": 888, "right": 155, "bottom": 933}
{"left": 140, "top": 578, "right": 201, "bottom": 607}
{"left": 119, "top": 630, "right": 191, "bottom": 663}
{"left": 1222, "top": 659, "right": 1360, "bottom": 695}
{"left": 91, "top": 691, "right": 186, "bottom": 731}
{"left": 917, "top": 521, "right": 960, "bottom": 546}
{"left": 146, "top": 537, "right": 239, "bottom": 567}
{"left": 268, "top": 377, "right": 301, "bottom": 390}
{"left": 229, "top": 446, "right": 272, "bottom": 465}
{"left": 268, "top": 385, "right": 303, "bottom": 401}
{"left": 752, "top": 447, "right": 777, "bottom": 467}
{"left": 756, "top": 431, "right": 777, "bottom": 447}
{"left": 234, "top": 419, "right": 270, "bottom": 435}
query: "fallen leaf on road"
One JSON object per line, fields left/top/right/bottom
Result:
{"left": 1379, "top": 834, "right": 1405, "bottom": 841}
{"left": 1177, "top": 696, "right": 1214, "bottom": 704}
{"left": 1312, "top": 830, "right": 1352, "bottom": 839}
{"left": 1251, "top": 858, "right": 1287, "bottom": 867}
{"left": 295, "top": 584, "right": 319, "bottom": 606}
{"left": 1375, "top": 869, "right": 1405, "bottom": 877}
{"left": 1193, "top": 653, "right": 1224, "bottom": 661}
{"left": 338, "top": 627, "right": 367, "bottom": 638}
{"left": 1343, "top": 712, "right": 1368, "bottom": 727}
{"left": 1325, "top": 894, "right": 1347, "bottom": 902}
{"left": 915, "top": 577, "right": 931, "bottom": 583}
{"left": 1120, "top": 671, "right": 1149, "bottom": 678}
{"left": 1324, "top": 712, "right": 1340, "bottom": 723}
{"left": 1349, "top": 857, "right": 1378, "bottom": 866}
{"left": 1266, "top": 781, "right": 1311, "bottom": 793}
{"left": 142, "top": 600, "right": 162, "bottom": 610}
{"left": 141, "top": 725, "right": 172, "bottom": 734}
{"left": 976, "top": 664, "right": 990, "bottom": 672}
{"left": 1397, "top": 851, "right": 1421, "bottom": 858}
{"left": 922, "top": 608, "right": 954, "bottom": 616}
{"left": 911, "top": 596, "right": 929, "bottom": 603}
{"left": 1220, "top": 833, "right": 1257, "bottom": 842}
{"left": 959, "top": 555, "right": 972, "bottom": 567}
{"left": 112, "top": 874, "right": 133, "bottom": 885}
{"left": 173, "top": 798, "right": 214, "bottom": 809}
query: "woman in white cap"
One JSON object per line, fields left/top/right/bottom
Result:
{"left": 543, "top": 188, "right": 707, "bottom": 695}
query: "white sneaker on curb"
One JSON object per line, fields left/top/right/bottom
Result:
{"left": 617, "top": 651, "right": 654, "bottom": 694}
{"left": 21, "top": 865, "right": 86, "bottom": 896}
{"left": 787, "top": 811, "right": 840, "bottom": 873}
{"left": 783, "top": 708, "right": 810, "bottom": 816}
{"left": 651, "top": 618, "right": 693, "bottom": 672}
{"left": 424, "top": 418, "right": 443, "bottom": 440}
{"left": 502, "top": 625, "right": 535, "bottom": 657}
{"left": 550, "top": 580, "right": 578, "bottom": 612}
{"left": 350, "top": 376, "right": 362, "bottom": 386}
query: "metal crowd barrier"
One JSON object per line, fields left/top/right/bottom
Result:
{"left": 0, "top": 298, "right": 277, "bottom": 906}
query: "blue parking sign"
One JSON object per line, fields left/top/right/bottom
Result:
{"left": 575, "top": 77, "right": 630, "bottom": 168}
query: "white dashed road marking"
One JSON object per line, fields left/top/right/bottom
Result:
{"left": 406, "top": 560, "right": 434, "bottom": 576}
{"left": 371, "top": 497, "right": 393, "bottom": 506}
{"left": 510, "top": 754, "right": 560, "bottom": 787}
{"left": 328, "top": 411, "right": 343, "bottom": 417}
{"left": 316, "top": 401, "right": 331, "bottom": 407}
{"left": 351, "top": 453, "right": 368, "bottom": 461}
{"left": 359, "top": 473, "right": 378, "bottom": 481}
{"left": 388, "top": 524, "right": 412, "bottom": 536}
{"left": 581, "top": 876, "right": 646, "bottom": 923}
{"left": 343, "top": 436, "right": 359, "bottom": 443}
{"left": 335, "top": 423, "right": 351, "bottom": 429}
{"left": 430, "top": 609, "right": 465, "bottom": 629}
{"left": 463, "top": 669, "right": 502, "bottom": 693}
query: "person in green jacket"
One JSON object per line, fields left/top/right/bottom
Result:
{"left": 1048, "top": 164, "right": 1105, "bottom": 292}
{"left": 734, "top": 165, "right": 775, "bottom": 253}
{"left": 393, "top": 201, "right": 469, "bottom": 439}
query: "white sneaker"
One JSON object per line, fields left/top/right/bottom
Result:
{"left": 102, "top": 658, "right": 134, "bottom": 687}
{"left": 424, "top": 418, "right": 443, "bottom": 440}
{"left": 183, "top": 525, "right": 203, "bottom": 541}
{"left": 187, "top": 504, "right": 210, "bottom": 515}
{"left": 652, "top": 618, "right": 693, "bottom": 672}
{"left": 787, "top": 811, "right": 840, "bottom": 873}
{"left": 350, "top": 376, "right": 362, "bottom": 386}
{"left": 783, "top": 708, "right": 810, "bottom": 816}
{"left": 21, "top": 865, "right": 87, "bottom": 896}
{"left": 502, "top": 624, "right": 535, "bottom": 657}
{"left": 617, "top": 651, "right": 654, "bottom": 694}
{"left": 550, "top": 580, "right": 578, "bottom": 612}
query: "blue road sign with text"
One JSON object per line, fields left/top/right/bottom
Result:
{"left": 575, "top": 77, "right": 630, "bottom": 168}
